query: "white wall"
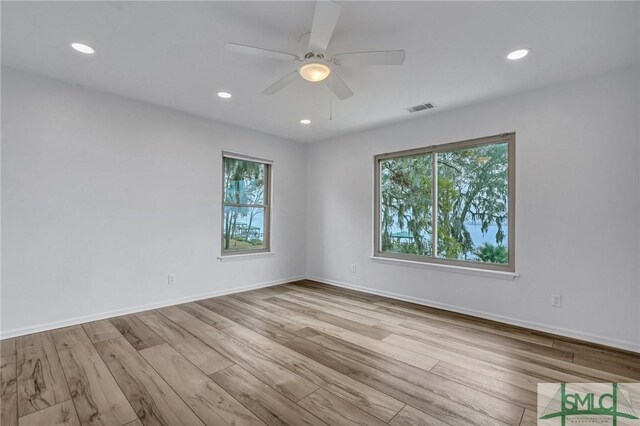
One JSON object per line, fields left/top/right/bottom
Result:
{"left": 2, "top": 66, "right": 639, "bottom": 351}
{"left": 1, "top": 67, "right": 307, "bottom": 337}
{"left": 306, "top": 67, "right": 640, "bottom": 351}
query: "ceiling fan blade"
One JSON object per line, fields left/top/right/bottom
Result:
{"left": 332, "top": 50, "right": 406, "bottom": 66}
{"left": 327, "top": 71, "right": 353, "bottom": 100}
{"left": 225, "top": 42, "right": 299, "bottom": 62}
{"left": 309, "top": 1, "right": 341, "bottom": 53}
{"left": 262, "top": 71, "right": 300, "bottom": 95}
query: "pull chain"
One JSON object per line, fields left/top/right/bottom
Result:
{"left": 329, "top": 73, "right": 333, "bottom": 121}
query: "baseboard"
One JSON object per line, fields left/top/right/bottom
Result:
{"left": 0, "top": 275, "right": 304, "bottom": 339}
{"left": 307, "top": 275, "right": 640, "bottom": 353}
{"left": 4, "top": 273, "right": 638, "bottom": 353}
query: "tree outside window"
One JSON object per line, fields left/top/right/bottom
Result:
{"left": 375, "top": 133, "right": 515, "bottom": 272}
{"left": 222, "top": 154, "right": 271, "bottom": 254}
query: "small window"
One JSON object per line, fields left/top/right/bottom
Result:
{"left": 222, "top": 152, "right": 271, "bottom": 255}
{"left": 374, "top": 133, "right": 515, "bottom": 272}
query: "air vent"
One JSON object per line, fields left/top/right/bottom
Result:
{"left": 406, "top": 102, "right": 436, "bottom": 113}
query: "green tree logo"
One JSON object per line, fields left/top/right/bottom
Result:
{"left": 540, "top": 383, "right": 638, "bottom": 425}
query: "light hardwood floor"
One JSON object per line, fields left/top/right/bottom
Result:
{"left": 1, "top": 280, "right": 638, "bottom": 426}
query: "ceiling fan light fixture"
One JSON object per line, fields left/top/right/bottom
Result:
{"left": 299, "top": 62, "right": 331, "bottom": 82}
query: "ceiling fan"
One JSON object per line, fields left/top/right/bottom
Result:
{"left": 225, "top": 1, "right": 405, "bottom": 100}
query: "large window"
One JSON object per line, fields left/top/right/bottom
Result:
{"left": 222, "top": 152, "right": 271, "bottom": 255}
{"left": 374, "top": 133, "right": 515, "bottom": 272}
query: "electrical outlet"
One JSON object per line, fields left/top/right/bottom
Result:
{"left": 551, "top": 293, "right": 562, "bottom": 307}
{"left": 350, "top": 264, "right": 357, "bottom": 273}
{"left": 168, "top": 274, "right": 176, "bottom": 285}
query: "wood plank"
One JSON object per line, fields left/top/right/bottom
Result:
{"left": 51, "top": 326, "right": 138, "bottom": 426}
{"left": 289, "top": 281, "right": 386, "bottom": 304}
{"left": 296, "top": 326, "right": 430, "bottom": 377}
{"left": 16, "top": 332, "right": 71, "bottom": 417}
{"left": 228, "top": 293, "right": 300, "bottom": 319}
{"left": 383, "top": 320, "right": 607, "bottom": 382}
{"left": 210, "top": 365, "right": 326, "bottom": 426}
{"left": 393, "top": 317, "right": 574, "bottom": 362}
{"left": 283, "top": 292, "right": 404, "bottom": 325}
{"left": 302, "top": 280, "right": 387, "bottom": 298}
{"left": 284, "top": 286, "right": 386, "bottom": 312}
{"left": 1, "top": 338, "right": 16, "bottom": 358}
{"left": 177, "top": 303, "right": 236, "bottom": 330}
{"left": 5, "top": 281, "right": 639, "bottom": 426}
{"left": 110, "top": 315, "right": 164, "bottom": 351}
{"left": 572, "top": 353, "right": 640, "bottom": 381}
{"left": 274, "top": 293, "right": 380, "bottom": 326}
{"left": 297, "top": 388, "right": 388, "bottom": 426}
{"left": 430, "top": 361, "right": 537, "bottom": 412}
{"left": 95, "top": 336, "right": 205, "bottom": 426}
{"left": 216, "top": 296, "right": 306, "bottom": 333}
{"left": 407, "top": 334, "right": 542, "bottom": 391}
{"left": 155, "top": 306, "right": 196, "bottom": 323}
{"left": 140, "top": 343, "right": 266, "bottom": 426}
{"left": 298, "top": 327, "right": 537, "bottom": 412}
{"left": 382, "top": 334, "right": 571, "bottom": 391}
{"left": 386, "top": 319, "right": 575, "bottom": 368}
{"left": 245, "top": 286, "right": 292, "bottom": 300}
{"left": 286, "top": 336, "right": 523, "bottom": 425}
{"left": 197, "top": 298, "right": 300, "bottom": 344}
{"left": 1, "top": 355, "right": 18, "bottom": 426}
{"left": 382, "top": 328, "right": 634, "bottom": 383}
{"left": 389, "top": 405, "right": 448, "bottom": 426}
{"left": 286, "top": 281, "right": 640, "bottom": 376}
{"left": 261, "top": 297, "right": 390, "bottom": 340}
{"left": 519, "top": 409, "right": 537, "bottom": 426}
{"left": 553, "top": 339, "right": 640, "bottom": 368}
{"left": 136, "top": 311, "right": 233, "bottom": 375}
{"left": 260, "top": 299, "right": 439, "bottom": 371}
{"left": 222, "top": 325, "right": 405, "bottom": 423}
{"left": 17, "top": 400, "right": 79, "bottom": 426}
{"left": 178, "top": 318, "right": 318, "bottom": 402}
{"left": 375, "top": 301, "right": 553, "bottom": 346}
{"left": 81, "top": 320, "right": 121, "bottom": 344}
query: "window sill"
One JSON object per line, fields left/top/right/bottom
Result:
{"left": 218, "top": 252, "right": 274, "bottom": 262}
{"left": 370, "top": 256, "right": 519, "bottom": 280}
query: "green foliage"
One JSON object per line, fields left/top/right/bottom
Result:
{"left": 223, "top": 158, "right": 265, "bottom": 250}
{"left": 435, "top": 177, "right": 465, "bottom": 258}
{"left": 380, "top": 155, "right": 433, "bottom": 256}
{"left": 473, "top": 243, "right": 508, "bottom": 264}
{"left": 380, "top": 142, "right": 509, "bottom": 263}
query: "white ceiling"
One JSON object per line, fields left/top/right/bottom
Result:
{"left": 2, "top": 1, "right": 639, "bottom": 143}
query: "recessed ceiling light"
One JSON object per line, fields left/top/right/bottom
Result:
{"left": 506, "top": 48, "right": 530, "bottom": 61}
{"left": 71, "top": 42, "right": 95, "bottom": 54}
{"left": 217, "top": 91, "right": 232, "bottom": 99}
{"left": 300, "top": 119, "right": 311, "bottom": 125}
